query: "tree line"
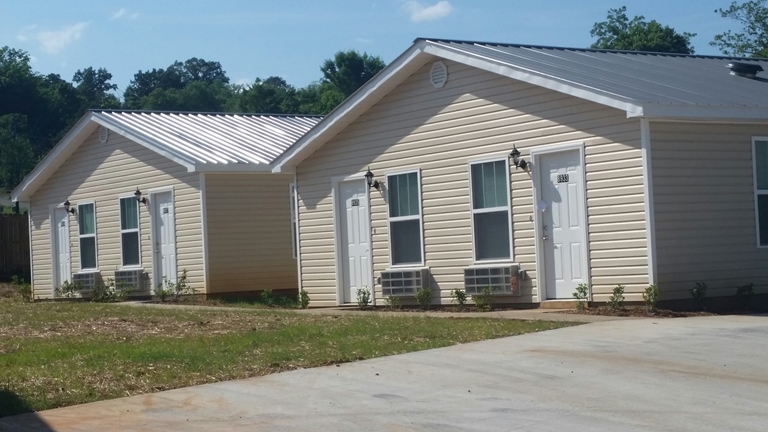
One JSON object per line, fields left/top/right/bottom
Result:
{"left": 3, "top": 1, "right": 768, "bottom": 192}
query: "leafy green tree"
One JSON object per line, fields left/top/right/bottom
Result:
{"left": 0, "top": 115, "right": 36, "bottom": 188}
{"left": 590, "top": 6, "right": 696, "bottom": 54}
{"left": 0, "top": 47, "right": 38, "bottom": 117}
{"left": 72, "top": 67, "right": 120, "bottom": 109}
{"left": 711, "top": 0, "right": 768, "bottom": 56}
{"left": 140, "top": 81, "right": 235, "bottom": 112}
{"left": 236, "top": 76, "right": 299, "bottom": 114}
{"left": 320, "top": 50, "right": 385, "bottom": 99}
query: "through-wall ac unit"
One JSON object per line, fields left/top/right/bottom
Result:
{"left": 114, "top": 269, "right": 145, "bottom": 292}
{"left": 72, "top": 272, "right": 101, "bottom": 293}
{"left": 464, "top": 265, "right": 520, "bottom": 296}
{"left": 381, "top": 268, "right": 429, "bottom": 296}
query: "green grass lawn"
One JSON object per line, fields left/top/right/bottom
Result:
{"left": 0, "top": 299, "right": 577, "bottom": 417}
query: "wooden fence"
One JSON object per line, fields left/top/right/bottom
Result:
{"left": 0, "top": 215, "right": 30, "bottom": 280}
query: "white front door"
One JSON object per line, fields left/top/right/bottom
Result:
{"left": 337, "top": 180, "right": 371, "bottom": 304}
{"left": 152, "top": 191, "right": 177, "bottom": 290}
{"left": 539, "top": 149, "right": 587, "bottom": 299}
{"left": 52, "top": 207, "right": 71, "bottom": 289}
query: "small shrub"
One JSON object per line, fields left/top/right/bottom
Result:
{"left": 384, "top": 295, "right": 401, "bottom": 311}
{"left": 55, "top": 280, "right": 82, "bottom": 299}
{"left": 261, "top": 289, "right": 275, "bottom": 307}
{"left": 157, "top": 269, "right": 193, "bottom": 302}
{"left": 606, "top": 284, "right": 625, "bottom": 311}
{"left": 10, "top": 275, "right": 32, "bottom": 302}
{"left": 90, "top": 278, "right": 133, "bottom": 303}
{"left": 415, "top": 288, "right": 433, "bottom": 310}
{"left": 472, "top": 287, "right": 493, "bottom": 312}
{"left": 155, "top": 283, "right": 171, "bottom": 302}
{"left": 356, "top": 287, "right": 372, "bottom": 310}
{"left": 690, "top": 282, "right": 708, "bottom": 311}
{"left": 298, "top": 288, "right": 310, "bottom": 309}
{"left": 450, "top": 288, "right": 468, "bottom": 311}
{"left": 735, "top": 283, "right": 754, "bottom": 310}
{"left": 643, "top": 284, "right": 659, "bottom": 311}
{"left": 573, "top": 284, "right": 590, "bottom": 312}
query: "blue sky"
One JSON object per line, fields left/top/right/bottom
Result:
{"left": 0, "top": 1, "right": 741, "bottom": 99}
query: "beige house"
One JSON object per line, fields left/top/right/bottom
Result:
{"left": 12, "top": 110, "right": 321, "bottom": 299}
{"left": 273, "top": 38, "right": 768, "bottom": 307}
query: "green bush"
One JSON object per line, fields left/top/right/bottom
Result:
{"left": 573, "top": 284, "right": 590, "bottom": 311}
{"left": 90, "top": 278, "right": 132, "bottom": 303}
{"left": 55, "top": 280, "right": 82, "bottom": 299}
{"left": 356, "top": 287, "right": 371, "bottom": 310}
{"left": 10, "top": 275, "right": 32, "bottom": 302}
{"left": 472, "top": 287, "right": 493, "bottom": 312}
{"left": 735, "top": 283, "right": 754, "bottom": 310}
{"left": 298, "top": 288, "right": 310, "bottom": 309}
{"left": 606, "top": 284, "right": 625, "bottom": 311}
{"left": 643, "top": 284, "right": 659, "bottom": 311}
{"left": 156, "top": 269, "right": 193, "bottom": 302}
{"left": 261, "top": 289, "right": 275, "bottom": 307}
{"left": 690, "top": 282, "right": 708, "bottom": 311}
{"left": 384, "top": 295, "right": 401, "bottom": 310}
{"left": 414, "top": 288, "right": 433, "bottom": 310}
{"left": 450, "top": 288, "right": 468, "bottom": 311}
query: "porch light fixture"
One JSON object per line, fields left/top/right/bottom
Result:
{"left": 63, "top": 199, "right": 76, "bottom": 214}
{"left": 134, "top": 188, "right": 147, "bottom": 204}
{"left": 510, "top": 146, "right": 528, "bottom": 170}
{"left": 364, "top": 167, "right": 380, "bottom": 190}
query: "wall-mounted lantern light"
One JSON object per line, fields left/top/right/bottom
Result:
{"left": 134, "top": 188, "right": 147, "bottom": 204}
{"left": 364, "top": 167, "right": 380, "bottom": 190}
{"left": 63, "top": 199, "right": 76, "bottom": 214}
{"left": 510, "top": 146, "right": 529, "bottom": 170}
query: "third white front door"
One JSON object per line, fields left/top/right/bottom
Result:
{"left": 52, "top": 207, "right": 71, "bottom": 289}
{"left": 152, "top": 191, "right": 177, "bottom": 291}
{"left": 337, "top": 180, "right": 371, "bottom": 304}
{"left": 539, "top": 149, "right": 586, "bottom": 299}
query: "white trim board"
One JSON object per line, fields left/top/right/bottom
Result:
{"left": 641, "top": 119, "right": 657, "bottom": 285}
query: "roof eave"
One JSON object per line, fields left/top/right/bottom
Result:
{"left": 636, "top": 104, "right": 768, "bottom": 121}
{"left": 193, "top": 163, "right": 274, "bottom": 173}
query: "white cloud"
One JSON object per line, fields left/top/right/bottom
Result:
{"left": 111, "top": 8, "right": 139, "bottom": 20}
{"left": 403, "top": 1, "right": 453, "bottom": 23}
{"left": 35, "top": 22, "right": 90, "bottom": 54}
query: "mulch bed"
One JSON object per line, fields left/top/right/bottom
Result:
{"left": 562, "top": 307, "right": 716, "bottom": 318}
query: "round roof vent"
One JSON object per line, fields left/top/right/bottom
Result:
{"left": 430, "top": 61, "right": 448, "bottom": 88}
{"left": 98, "top": 126, "right": 109, "bottom": 143}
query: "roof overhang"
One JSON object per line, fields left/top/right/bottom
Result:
{"left": 635, "top": 104, "right": 768, "bottom": 121}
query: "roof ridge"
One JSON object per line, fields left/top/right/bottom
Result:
{"left": 416, "top": 37, "right": 768, "bottom": 61}
{"left": 90, "top": 109, "right": 323, "bottom": 118}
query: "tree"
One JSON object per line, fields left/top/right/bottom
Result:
{"left": 72, "top": 67, "right": 120, "bottom": 109}
{"left": 590, "top": 6, "right": 696, "bottom": 54}
{"left": 711, "top": 0, "right": 768, "bottom": 57}
{"left": 236, "top": 77, "right": 300, "bottom": 114}
{"left": 320, "top": 50, "right": 385, "bottom": 99}
{"left": 0, "top": 115, "right": 36, "bottom": 189}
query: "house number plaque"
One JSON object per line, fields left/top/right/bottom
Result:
{"left": 557, "top": 174, "right": 569, "bottom": 183}
{"left": 351, "top": 199, "right": 360, "bottom": 207}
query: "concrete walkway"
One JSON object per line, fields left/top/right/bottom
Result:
{"left": 2, "top": 315, "right": 766, "bottom": 431}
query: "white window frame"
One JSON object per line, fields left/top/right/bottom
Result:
{"left": 386, "top": 169, "right": 425, "bottom": 268}
{"left": 289, "top": 183, "right": 298, "bottom": 259}
{"left": 119, "top": 196, "right": 142, "bottom": 268}
{"left": 468, "top": 157, "right": 514, "bottom": 263}
{"left": 77, "top": 201, "right": 98, "bottom": 271}
{"left": 752, "top": 137, "right": 768, "bottom": 248}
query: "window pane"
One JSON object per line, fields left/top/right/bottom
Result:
{"left": 474, "top": 211, "right": 510, "bottom": 260}
{"left": 80, "top": 237, "right": 97, "bottom": 269}
{"left": 122, "top": 232, "right": 140, "bottom": 266}
{"left": 120, "top": 198, "right": 138, "bottom": 230}
{"left": 759, "top": 195, "right": 768, "bottom": 246}
{"left": 391, "top": 219, "right": 422, "bottom": 265}
{"left": 388, "top": 173, "right": 419, "bottom": 217}
{"left": 493, "top": 161, "right": 508, "bottom": 206}
{"left": 389, "top": 175, "right": 400, "bottom": 217}
{"left": 78, "top": 203, "right": 95, "bottom": 235}
{"left": 471, "top": 161, "right": 508, "bottom": 209}
{"left": 757, "top": 141, "right": 768, "bottom": 190}
{"left": 471, "top": 164, "right": 485, "bottom": 209}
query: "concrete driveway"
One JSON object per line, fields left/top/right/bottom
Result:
{"left": 2, "top": 315, "right": 766, "bottom": 431}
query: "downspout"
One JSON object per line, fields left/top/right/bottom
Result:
{"left": 640, "top": 118, "right": 658, "bottom": 285}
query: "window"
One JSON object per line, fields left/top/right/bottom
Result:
{"left": 77, "top": 203, "right": 97, "bottom": 270}
{"left": 120, "top": 197, "right": 140, "bottom": 266}
{"left": 387, "top": 171, "right": 423, "bottom": 266}
{"left": 290, "top": 184, "right": 298, "bottom": 259}
{"left": 470, "top": 160, "right": 511, "bottom": 261}
{"left": 754, "top": 139, "right": 768, "bottom": 246}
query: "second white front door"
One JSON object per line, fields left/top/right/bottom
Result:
{"left": 539, "top": 149, "right": 587, "bottom": 299}
{"left": 337, "top": 180, "right": 371, "bottom": 304}
{"left": 52, "top": 207, "right": 71, "bottom": 289}
{"left": 152, "top": 191, "right": 177, "bottom": 290}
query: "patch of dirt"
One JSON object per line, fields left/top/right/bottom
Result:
{"left": 0, "top": 283, "right": 16, "bottom": 298}
{"left": 561, "top": 307, "right": 715, "bottom": 318}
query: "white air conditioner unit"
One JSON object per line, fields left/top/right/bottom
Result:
{"left": 114, "top": 269, "right": 145, "bottom": 292}
{"left": 464, "top": 265, "right": 520, "bottom": 296}
{"left": 381, "top": 268, "right": 429, "bottom": 296}
{"left": 72, "top": 272, "right": 101, "bottom": 293}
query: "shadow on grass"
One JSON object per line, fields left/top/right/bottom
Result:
{"left": 0, "top": 389, "right": 54, "bottom": 431}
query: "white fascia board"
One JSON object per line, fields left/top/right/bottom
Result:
{"left": 272, "top": 41, "right": 432, "bottom": 173}
{"left": 91, "top": 114, "right": 198, "bottom": 172}
{"left": 422, "top": 44, "right": 644, "bottom": 117}
{"left": 192, "top": 163, "right": 274, "bottom": 173}
{"left": 11, "top": 113, "right": 98, "bottom": 202}
{"left": 636, "top": 104, "right": 768, "bottom": 121}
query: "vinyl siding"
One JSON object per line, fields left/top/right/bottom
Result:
{"left": 29, "top": 129, "right": 203, "bottom": 298}
{"left": 204, "top": 173, "right": 298, "bottom": 293}
{"left": 296, "top": 60, "right": 648, "bottom": 307}
{"left": 651, "top": 121, "right": 768, "bottom": 299}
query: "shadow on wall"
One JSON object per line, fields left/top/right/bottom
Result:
{"left": 0, "top": 389, "right": 55, "bottom": 431}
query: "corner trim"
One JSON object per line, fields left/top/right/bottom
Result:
{"left": 640, "top": 119, "right": 657, "bottom": 285}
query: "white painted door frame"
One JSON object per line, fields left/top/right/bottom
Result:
{"left": 332, "top": 175, "right": 374, "bottom": 306}
{"left": 530, "top": 141, "right": 591, "bottom": 302}
{"left": 49, "top": 205, "right": 71, "bottom": 292}
{"left": 149, "top": 187, "right": 177, "bottom": 292}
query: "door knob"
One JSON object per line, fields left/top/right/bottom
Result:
{"left": 543, "top": 235, "right": 549, "bottom": 240}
